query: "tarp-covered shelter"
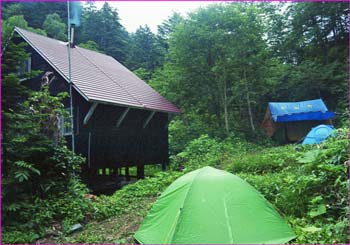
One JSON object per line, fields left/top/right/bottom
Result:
{"left": 261, "top": 99, "right": 335, "bottom": 143}
{"left": 134, "top": 166, "right": 296, "bottom": 244}
{"left": 302, "top": 124, "right": 335, "bottom": 145}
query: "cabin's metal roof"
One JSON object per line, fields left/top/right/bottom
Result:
{"left": 15, "top": 27, "right": 180, "bottom": 114}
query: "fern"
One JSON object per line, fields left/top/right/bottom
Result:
{"left": 14, "top": 161, "right": 41, "bottom": 177}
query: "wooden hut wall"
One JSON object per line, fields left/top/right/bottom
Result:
{"left": 273, "top": 120, "right": 333, "bottom": 143}
{"left": 20, "top": 44, "right": 70, "bottom": 106}
{"left": 18, "top": 38, "right": 170, "bottom": 177}
{"left": 73, "top": 87, "right": 169, "bottom": 171}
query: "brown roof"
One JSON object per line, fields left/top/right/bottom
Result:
{"left": 15, "top": 27, "right": 180, "bottom": 114}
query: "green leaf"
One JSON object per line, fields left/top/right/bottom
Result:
{"left": 14, "top": 170, "right": 29, "bottom": 182}
{"left": 308, "top": 204, "right": 327, "bottom": 218}
{"left": 301, "top": 226, "right": 322, "bottom": 233}
{"left": 297, "top": 149, "right": 320, "bottom": 163}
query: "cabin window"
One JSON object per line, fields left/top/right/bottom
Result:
{"left": 17, "top": 56, "right": 32, "bottom": 77}
{"left": 59, "top": 108, "right": 73, "bottom": 136}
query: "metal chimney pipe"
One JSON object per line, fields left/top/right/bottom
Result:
{"left": 70, "top": 24, "right": 75, "bottom": 48}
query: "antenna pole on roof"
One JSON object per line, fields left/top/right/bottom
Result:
{"left": 67, "top": 0, "right": 75, "bottom": 153}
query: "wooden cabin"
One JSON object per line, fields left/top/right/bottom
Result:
{"left": 261, "top": 99, "right": 334, "bottom": 143}
{"left": 13, "top": 27, "right": 181, "bottom": 191}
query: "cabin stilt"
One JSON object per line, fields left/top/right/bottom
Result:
{"left": 125, "top": 167, "right": 130, "bottom": 181}
{"left": 137, "top": 165, "right": 145, "bottom": 179}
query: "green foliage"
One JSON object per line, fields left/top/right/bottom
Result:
{"left": 47, "top": 171, "right": 182, "bottom": 244}
{"left": 263, "top": 2, "right": 348, "bottom": 112}
{"left": 43, "top": 13, "right": 66, "bottom": 41}
{"left": 157, "top": 12, "right": 183, "bottom": 51}
{"left": 1, "top": 2, "right": 348, "bottom": 244}
{"left": 290, "top": 217, "right": 349, "bottom": 244}
{"left": 2, "top": 230, "right": 40, "bottom": 244}
{"left": 168, "top": 118, "right": 218, "bottom": 154}
{"left": 126, "top": 25, "right": 165, "bottom": 79}
{"left": 133, "top": 67, "right": 153, "bottom": 82}
{"left": 2, "top": 15, "right": 46, "bottom": 42}
{"left": 229, "top": 146, "right": 297, "bottom": 174}
{"left": 2, "top": 178, "right": 93, "bottom": 244}
{"left": 9, "top": 129, "right": 346, "bottom": 244}
{"left": 78, "top": 40, "right": 102, "bottom": 52}
{"left": 33, "top": 130, "right": 348, "bottom": 244}
{"left": 79, "top": 2, "right": 130, "bottom": 63}
{"left": 172, "top": 129, "right": 348, "bottom": 243}
{"left": 172, "top": 134, "right": 259, "bottom": 171}
{"left": 92, "top": 171, "right": 181, "bottom": 220}
{"left": 2, "top": 3, "right": 24, "bottom": 20}
{"left": 155, "top": 3, "right": 275, "bottom": 139}
{"left": 1, "top": 2, "right": 67, "bottom": 30}
{"left": 2, "top": 41, "right": 87, "bottom": 243}
{"left": 2, "top": 90, "right": 87, "bottom": 241}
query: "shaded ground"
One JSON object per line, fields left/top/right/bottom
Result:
{"left": 38, "top": 197, "right": 156, "bottom": 244}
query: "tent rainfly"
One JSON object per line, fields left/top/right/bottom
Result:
{"left": 134, "top": 166, "right": 296, "bottom": 244}
{"left": 261, "top": 99, "right": 335, "bottom": 142}
{"left": 302, "top": 124, "right": 335, "bottom": 145}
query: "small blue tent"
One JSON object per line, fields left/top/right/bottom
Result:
{"left": 262, "top": 99, "right": 335, "bottom": 142}
{"left": 302, "top": 124, "right": 335, "bottom": 145}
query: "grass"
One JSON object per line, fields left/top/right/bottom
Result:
{"left": 42, "top": 198, "right": 155, "bottom": 244}
{"left": 36, "top": 131, "right": 348, "bottom": 244}
{"left": 38, "top": 170, "right": 181, "bottom": 244}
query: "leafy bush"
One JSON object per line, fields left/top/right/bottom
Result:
{"left": 228, "top": 145, "right": 298, "bottom": 174}
{"left": 171, "top": 134, "right": 259, "bottom": 171}
{"left": 93, "top": 171, "right": 182, "bottom": 220}
{"left": 170, "top": 129, "right": 348, "bottom": 243}
{"left": 2, "top": 83, "right": 89, "bottom": 243}
{"left": 290, "top": 216, "right": 349, "bottom": 244}
{"left": 2, "top": 177, "right": 93, "bottom": 243}
{"left": 2, "top": 230, "right": 40, "bottom": 244}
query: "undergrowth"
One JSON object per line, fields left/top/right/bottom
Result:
{"left": 2, "top": 129, "right": 348, "bottom": 244}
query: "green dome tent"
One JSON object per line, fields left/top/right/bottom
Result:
{"left": 134, "top": 166, "right": 296, "bottom": 244}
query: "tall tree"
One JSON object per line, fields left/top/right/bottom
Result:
{"left": 79, "top": 2, "right": 129, "bottom": 63}
{"left": 157, "top": 12, "right": 183, "bottom": 51}
{"left": 127, "top": 25, "right": 164, "bottom": 79}
{"left": 163, "top": 3, "right": 270, "bottom": 137}
{"left": 43, "top": 13, "right": 67, "bottom": 41}
{"left": 1, "top": 15, "right": 85, "bottom": 232}
{"left": 264, "top": 2, "right": 348, "bottom": 112}
{"left": 1, "top": 2, "right": 67, "bottom": 29}
{"left": 2, "top": 15, "right": 47, "bottom": 47}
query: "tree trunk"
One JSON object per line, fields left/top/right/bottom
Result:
{"left": 223, "top": 78, "right": 229, "bottom": 135}
{"left": 244, "top": 68, "right": 255, "bottom": 132}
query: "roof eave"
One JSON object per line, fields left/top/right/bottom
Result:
{"left": 89, "top": 98, "right": 181, "bottom": 114}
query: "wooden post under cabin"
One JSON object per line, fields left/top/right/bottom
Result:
{"left": 137, "top": 165, "right": 145, "bottom": 179}
{"left": 125, "top": 167, "right": 130, "bottom": 181}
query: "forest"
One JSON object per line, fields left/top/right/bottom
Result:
{"left": 1, "top": 1, "right": 349, "bottom": 244}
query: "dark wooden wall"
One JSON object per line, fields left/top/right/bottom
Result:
{"left": 74, "top": 91, "right": 169, "bottom": 169}
{"left": 273, "top": 120, "right": 333, "bottom": 143}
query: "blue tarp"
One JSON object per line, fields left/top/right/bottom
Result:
{"left": 302, "top": 124, "right": 335, "bottom": 145}
{"left": 269, "top": 99, "right": 335, "bottom": 122}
